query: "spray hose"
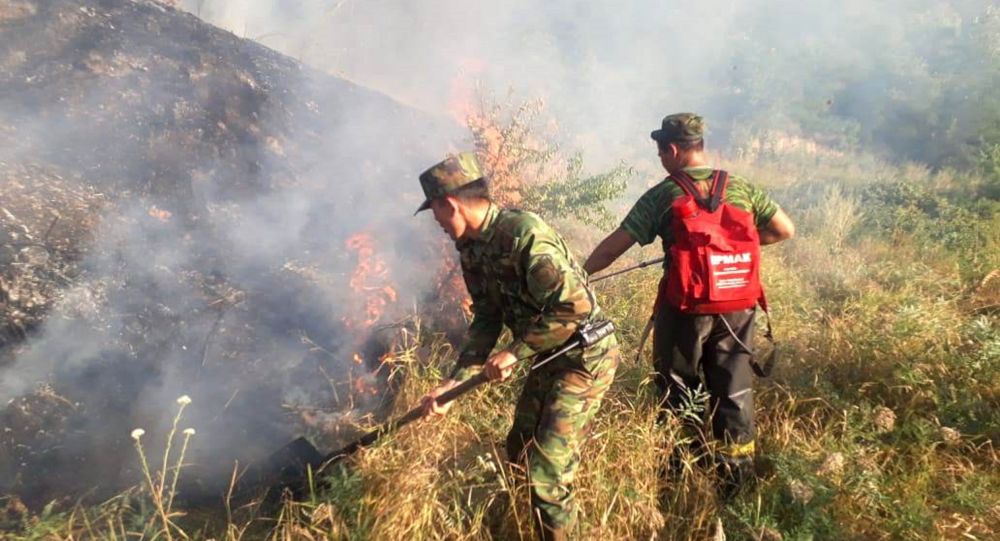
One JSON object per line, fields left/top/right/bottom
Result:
{"left": 589, "top": 257, "right": 665, "bottom": 283}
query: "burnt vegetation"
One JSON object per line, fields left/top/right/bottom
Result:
{"left": 0, "top": 0, "right": 458, "bottom": 511}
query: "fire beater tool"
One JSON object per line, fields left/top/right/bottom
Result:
{"left": 589, "top": 257, "right": 665, "bottom": 283}
{"left": 244, "top": 319, "right": 616, "bottom": 500}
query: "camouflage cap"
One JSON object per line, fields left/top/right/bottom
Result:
{"left": 415, "top": 151, "right": 484, "bottom": 214}
{"left": 650, "top": 113, "right": 705, "bottom": 143}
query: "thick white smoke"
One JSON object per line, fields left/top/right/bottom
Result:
{"left": 178, "top": 0, "right": 995, "bottom": 169}
{"left": 0, "top": 0, "right": 464, "bottom": 503}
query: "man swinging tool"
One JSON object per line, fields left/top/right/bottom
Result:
{"left": 584, "top": 114, "right": 795, "bottom": 496}
{"left": 416, "top": 152, "right": 619, "bottom": 541}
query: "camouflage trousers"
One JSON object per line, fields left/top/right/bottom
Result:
{"left": 505, "top": 333, "right": 619, "bottom": 535}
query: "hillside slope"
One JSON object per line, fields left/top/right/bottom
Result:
{"left": 0, "top": 0, "right": 460, "bottom": 506}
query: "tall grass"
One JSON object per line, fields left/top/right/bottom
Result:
{"left": 5, "top": 151, "right": 999, "bottom": 540}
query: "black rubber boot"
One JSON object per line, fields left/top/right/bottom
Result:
{"left": 665, "top": 437, "right": 711, "bottom": 479}
{"left": 716, "top": 454, "right": 754, "bottom": 499}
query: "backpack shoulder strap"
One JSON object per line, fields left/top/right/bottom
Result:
{"left": 706, "top": 170, "right": 729, "bottom": 212}
{"left": 670, "top": 170, "right": 710, "bottom": 210}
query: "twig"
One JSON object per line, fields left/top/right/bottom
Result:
{"left": 2, "top": 241, "right": 78, "bottom": 257}
{"left": 42, "top": 216, "right": 60, "bottom": 242}
{"left": 225, "top": 462, "right": 239, "bottom": 525}
{"left": 199, "top": 308, "right": 225, "bottom": 367}
{"left": 317, "top": 363, "right": 341, "bottom": 406}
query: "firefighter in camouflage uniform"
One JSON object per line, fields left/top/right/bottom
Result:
{"left": 417, "top": 152, "right": 619, "bottom": 541}
{"left": 585, "top": 114, "right": 796, "bottom": 495}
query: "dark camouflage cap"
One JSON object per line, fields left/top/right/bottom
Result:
{"left": 650, "top": 113, "right": 705, "bottom": 143}
{"left": 415, "top": 151, "right": 484, "bottom": 214}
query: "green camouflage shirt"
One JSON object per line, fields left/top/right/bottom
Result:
{"left": 452, "top": 204, "right": 599, "bottom": 379}
{"left": 621, "top": 166, "right": 780, "bottom": 256}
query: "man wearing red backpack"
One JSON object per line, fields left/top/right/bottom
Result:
{"left": 584, "top": 113, "right": 795, "bottom": 495}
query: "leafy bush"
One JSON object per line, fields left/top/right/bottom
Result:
{"left": 859, "top": 180, "right": 999, "bottom": 276}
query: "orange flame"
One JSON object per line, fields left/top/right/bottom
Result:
{"left": 427, "top": 241, "right": 474, "bottom": 333}
{"left": 344, "top": 232, "right": 398, "bottom": 329}
{"left": 334, "top": 232, "right": 400, "bottom": 405}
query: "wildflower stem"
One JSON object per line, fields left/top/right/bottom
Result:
{"left": 133, "top": 437, "right": 173, "bottom": 541}
{"left": 132, "top": 438, "right": 157, "bottom": 508}
{"left": 166, "top": 431, "right": 193, "bottom": 511}
{"left": 160, "top": 400, "right": 188, "bottom": 496}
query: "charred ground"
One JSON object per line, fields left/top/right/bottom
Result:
{"left": 1, "top": 0, "right": 461, "bottom": 508}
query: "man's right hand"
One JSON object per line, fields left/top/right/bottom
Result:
{"left": 420, "top": 379, "right": 459, "bottom": 418}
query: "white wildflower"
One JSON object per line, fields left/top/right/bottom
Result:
{"left": 788, "top": 479, "right": 815, "bottom": 505}
{"left": 176, "top": 395, "right": 192, "bottom": 405}
{"left": 939, "top": 426, "right": 960, "bottom": 445}
{"left": 872, "top": 406, "right": 896, "bottom": 433}
{"left": 817, "top": 452, "right": 845, "bottom": 478}
{"left": 476, "top": 453, "right": 497, "bottom": 473}
{"left": 130, "top": 428, "right": 145, "bottom": 440}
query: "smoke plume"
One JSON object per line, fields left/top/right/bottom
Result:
{"left": 0, "top": 0, "right": 463, "bottom": 504}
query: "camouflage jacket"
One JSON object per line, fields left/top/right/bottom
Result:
{"left": 451, "top": 204, "right": 599, "bottom": 380}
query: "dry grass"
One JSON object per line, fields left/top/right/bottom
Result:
{"left": 5, "top": 150, "right": 999, "bottom": 540}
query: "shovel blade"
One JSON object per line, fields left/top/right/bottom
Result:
{"left": 233, "top": 436, "right": 323, "bottom": 503}
{"left": 264, "top": 436, "right": 324, "bottom": 486}
{"left": 268, "top": 436, "right": 324, "bottom": 473}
